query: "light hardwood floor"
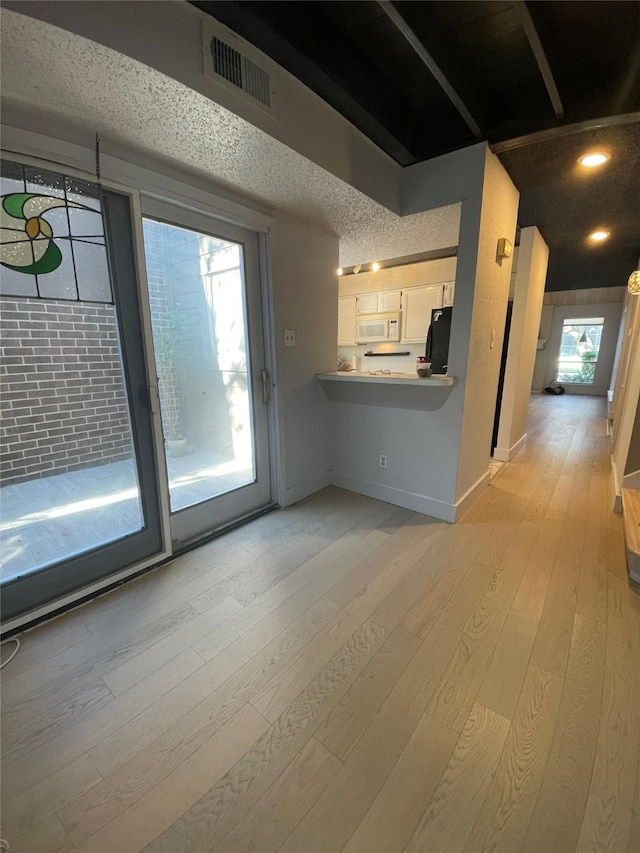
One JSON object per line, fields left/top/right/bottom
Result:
{"left": 1, "top": 394, "right": 639, "bottom": 853}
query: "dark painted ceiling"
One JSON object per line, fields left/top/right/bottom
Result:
{"left": 193, "top": 1, "right": 640, "bottom": 292}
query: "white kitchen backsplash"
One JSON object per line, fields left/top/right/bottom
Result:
{"left": 337, "top": 344, "right": 425, "bottom": 374}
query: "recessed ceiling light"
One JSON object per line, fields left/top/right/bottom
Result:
{"left": 588, "top": 230, "right": 610, "bottom": 242}
{"left": 337, "top": 268, "right": 343, "bottom": 276}
{"left": 371, "top": 261, "right": 380, "bottom": 272}
{"left": 578, "top": 151, "right": 610, "bottom": 168}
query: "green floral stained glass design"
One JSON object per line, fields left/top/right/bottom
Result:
{"left": 0, "top": 160, "right": 112, "bottom": 303}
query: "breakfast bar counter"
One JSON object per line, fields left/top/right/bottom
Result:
{"left": 316, "top": 371, "right": 456, "bottom": 386}
{"left": 316, "top": 371, "right": 457, "bottom": 410}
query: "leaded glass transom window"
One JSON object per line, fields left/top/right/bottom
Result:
{"left": 0, "top": 159, "right": 113, "bottom": 303}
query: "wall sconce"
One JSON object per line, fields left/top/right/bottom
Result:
{"left": 496, "top": 238, "right": 513, "bottom": 259}
{"left": 628, "top": 270, "right": 640, "bottom": 295}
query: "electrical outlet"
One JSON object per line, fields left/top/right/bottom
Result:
{"left": 284, "top": 330, "right": 295, "bottom": 347}
{"left": 379, "top": 454, "right": 388, "bottom": 469}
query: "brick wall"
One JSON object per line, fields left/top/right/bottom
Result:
{"left": 143, "top": 220, "right": 185, "bottom": 441}
{"left": 0, "top": 297, "right": 133, "bottom": 486}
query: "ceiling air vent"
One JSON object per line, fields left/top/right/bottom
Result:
{"left": 203, "top": 24, "right": 274, "bottom": 116}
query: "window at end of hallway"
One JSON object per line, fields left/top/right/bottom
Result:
{"left": 556, "top": 317, "right": 604, "bottom": 384}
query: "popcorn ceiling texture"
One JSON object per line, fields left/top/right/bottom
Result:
{"left": 1, "top": 9, "right": 460, "bottom": 267}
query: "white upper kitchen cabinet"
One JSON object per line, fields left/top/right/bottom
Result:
{"left": 356, "top": 290, "right": 402, "bottom": 314}
{"left": 356, "top": 292, "right": 379, "bottom": 314}
{"left": 378, "top": 290, "right": 402, "bottom": 312}
{"left": 401, "top": 285, "right": 443, "bottom": 343}
{"left": 338, "top": 295, "right": 357, "bottom": 345}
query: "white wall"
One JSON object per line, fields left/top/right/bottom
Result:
{"left": 495, "top": 226, "right": 549, "bottom": 461}
{"left": 611, "top": 292, "right": 640, "bottom": 501}
{"left": 270, "top": 216, "right": 339, "bottom": 504}
{"left": 544, "top": 302, "right": 623, "bottom": 396}
{"left": 454, "top": 149, "right": 520, "bottom": 501}
{"left": 401, "top": 144, "right": 487, "bottom": 215}
{"left": 3, "top": 0, "right": 400, "bottom": 213}
{"left": 532, "top": 305, "right": 554, "bottom": 391}
{"left": 329, "top": 147, "right": 520, "bottom": 521}
{"left": 329, "top": 383, "right": 463, "bottom": 520}
{"left": 626, "top": 403, "right": 640, "bottom": 475}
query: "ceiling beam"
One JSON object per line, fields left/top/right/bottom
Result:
{"left": 376, "top": 0, "right": 483, "bottom": 138}
{"left": 515, "top": 1, "right": 564, "bottom": 119}
{"left": 194, "top": 0, "right": 419, "bottom": 165}
{"left": 491, "top": 111, "right": 640, "bottom": 153}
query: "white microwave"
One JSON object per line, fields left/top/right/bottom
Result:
{"left": 355, "top": 312, "right": 401, "bottom": 343}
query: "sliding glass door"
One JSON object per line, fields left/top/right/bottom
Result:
{"left": 0, "top": 160, "right": 163, "bottom": 621}
{"left": 141, "top": 198, "right": 273, "bottom": 548}
{"left": 0, "top": 157, "right": 274, "bottom": 623}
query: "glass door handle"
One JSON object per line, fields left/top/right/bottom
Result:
{"left": 148, "top": 383, "right": 161, "bottom": 414}
{"left": 260, "top": 369, "right": 270, "bottom": 404}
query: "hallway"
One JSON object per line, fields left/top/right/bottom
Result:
{"left": 1, "top": 395, "right": 638, "bottom": 853}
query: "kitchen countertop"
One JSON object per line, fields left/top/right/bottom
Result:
{"left": 316, "top": 371, "right": 456, "bottom": 387}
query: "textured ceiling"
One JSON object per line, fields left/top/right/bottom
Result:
{"left": 498, "top": 122, "right": 640, "bottom": 291}
{"left": 194, "top": 1, "right": 640, "bottom": 164}
{"left": 0, "top": 9, "right": 461, "bottom": 268}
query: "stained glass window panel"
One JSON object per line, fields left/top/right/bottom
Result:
{"left": 0, "top": 265, "right": 38, "bottom": 297}
{"left": 0, "top": 160, "right": 25, "bottom": 196}
{"left": 0, "top": 233, "right": 34, "bottom": 268}
{"left": 74, "top": 242, "right": 112, "bottom": 302}
{"left": 25, "top": 166, "right": 65, "bottom": 200}
{"left": 36, "top": 241, "right": 78, "bottom": 300}
{"left": 39, "top": 206, "right": 70, "bottom": 237}
{"left": 0, "top": 158, "right": 113, "bottom": 303}
{"left": 65, "top": 176, "right": 101, "bottom": 211}
{"left": 68, "top": 207, "right": 104, "bottom": 239}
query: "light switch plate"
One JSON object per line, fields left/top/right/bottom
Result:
{"left": 284, "top": 330, "right": 296, "bottom": 347}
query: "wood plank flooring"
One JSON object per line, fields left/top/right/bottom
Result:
{"left": 2, "top": 394, "right": 639, "bottom": 853}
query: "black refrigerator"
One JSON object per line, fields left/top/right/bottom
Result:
{"left": 425, "top": 306, "right": 453, "bottom": 374}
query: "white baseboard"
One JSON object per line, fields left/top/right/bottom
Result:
{"left": 280, "top": 471, "right": 333, "bottom": 508}
{"left": 611, "top": 458, "right": 623, "bottom": 513}
{"left": 454, "top": 470, "right": 491, "bottom": 519}
{"left": 493, "top": 433, "right": 527, "bottom": 463}
{"left": 622, "top": 469, "right": 640, "bottom": 490}
{"left": 330, "top": 473, "right": 457, "bottom": 523}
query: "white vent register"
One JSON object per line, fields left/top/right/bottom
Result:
{"left": 202, "top": 22, "right": 274, "bottom": 115}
